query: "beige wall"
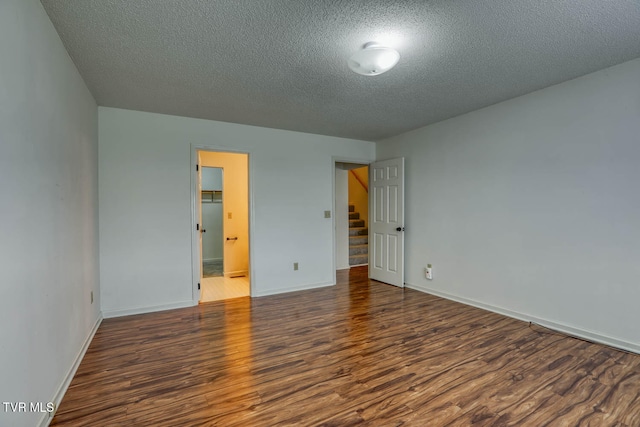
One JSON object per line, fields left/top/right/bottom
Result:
{"left": 348, "top": 166, "right": 369, "bottom": 227}
{"left": 200, "top": 151, "right": 249, "bottom": 277}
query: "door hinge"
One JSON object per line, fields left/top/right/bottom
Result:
{"left": 197, "top": 283, "right": 200, "bottom": 290}
{"left": 196, "top": 164, "right": 199, "bottom": 171}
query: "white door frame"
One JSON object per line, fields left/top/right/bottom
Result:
{"left": 331, "top": 156, "right": 372, "bottom": 285}
{"left": 191, "top": 144, "right": 255, "bottom": 303}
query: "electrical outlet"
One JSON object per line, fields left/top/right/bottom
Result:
{"left": 293, "top": 262, "right": 299, "bottom": 271}
{"left": 425, "top": 264, "right": 433, "bottom": 280}
{"left": 90, "top": 291, "right": 94, "bottom": 304}
{"left": 324, "top": 210, "right": 331, "bottom": 218}
{"left": 228, "top": 212, "right": 232, "bottom": 219}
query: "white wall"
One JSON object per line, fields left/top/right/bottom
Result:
{"left": 377, "top": 58, "right": 640, "bottom": 352}
{"left": 200, "top": 152, "right": 248, "bottom": 276}
{"left": 0, "top": 1, "right": 100, "bottom": 426}
{"left": 99, "top": 107, "right": 374, "bottom": 315}
{"left": 335, "top": 166, "right": 350, "bottom": 270}
{"left": 201, "top": 167, "right": 223, "bottom": 261}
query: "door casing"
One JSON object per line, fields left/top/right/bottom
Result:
{"left": 191, "top": 145, "right": 254, "bottom": 303}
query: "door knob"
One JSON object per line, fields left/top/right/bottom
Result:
{"left": 396, "top": 227, "right": 405, "bottom": 232}
{"left": 201, "top": 229, "right": 206, "bottom": 233}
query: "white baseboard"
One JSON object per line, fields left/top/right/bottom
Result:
{"left": 39, "top": 314, "right": 103, "bottom": 427}
{"left": 224, "top": 270, "right": 248, "bottom": 278}
{"left": 405, "top": 281, "right": 640, "bottom": 355}
{"left": 253, "top": 281, "right": 334, "bottom": 297}
{"left": 102, "top": 300, "right": 195, "bottom": 319}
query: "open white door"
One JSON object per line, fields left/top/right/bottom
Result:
{"left": 369, "top": 157, "right": 405, "bottom": 287}
{"left": 196, "top": 151, "right": 203, "bottom": 301}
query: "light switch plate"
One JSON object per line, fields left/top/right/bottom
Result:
{"left": 324, "top": 210, "right": 331, "bottom": 218}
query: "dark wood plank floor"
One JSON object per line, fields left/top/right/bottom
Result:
{"left": 52, "top": 267, "right": 640, "bottom": 426}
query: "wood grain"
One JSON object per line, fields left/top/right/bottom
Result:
{"left": 52, "top": 267, "right": 640, "bottom": 426}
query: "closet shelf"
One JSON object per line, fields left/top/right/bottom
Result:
{"left": 202, "top": 190, "right": 222, "bottom": 203}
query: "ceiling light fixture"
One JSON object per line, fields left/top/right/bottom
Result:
{"left": 348, "top": 42, "right": 400, "bottom": 76}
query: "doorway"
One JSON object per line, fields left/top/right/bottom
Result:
{"left": 347, "top": 165, "right": 369, "bottom": 267}
{"left": 333, "top": 158, "right": 405, "bottom": 288}
{"left": 335, "top": 162, "right": 370, "bottom": 271}
{"left": 195, "top": 150, "right": 250, "bottom": 302}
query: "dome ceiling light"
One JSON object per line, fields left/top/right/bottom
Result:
{"left": 348, "top": 42, "right": 400, "bottom": 76}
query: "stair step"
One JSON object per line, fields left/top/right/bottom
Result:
{"left": 348, "top": 206, "right": 367, "bottom": 265}
{"left": 349, "top": 219, "right": 365, "bottom": 227}
{"left": 349, "top": 227, "right": 368, "bottom": 236}
{"left": 349, "top": 254, "right": 368, "bottom": 266}
{"left": 349, "top": 235, "right": 368, "bottom": 245}
{"left": 349, "top": 244, "right": 368, "bottom": 256}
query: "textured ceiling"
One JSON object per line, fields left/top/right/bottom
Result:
{"left": 41, "top": 0, "right": 640, "bottom": 141}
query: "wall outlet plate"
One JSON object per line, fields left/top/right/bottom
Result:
{"left": 294, "top": 262, "right": 299, "bottom": 271}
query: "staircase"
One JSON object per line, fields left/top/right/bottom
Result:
{"left": 348, "top": 205, "right": 368, "bottom": 266}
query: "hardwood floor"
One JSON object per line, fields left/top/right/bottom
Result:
{"left": 52, "top": 267, "right": 640, "bottom": 426}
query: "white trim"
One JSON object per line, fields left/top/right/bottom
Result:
{"left": 102, "top": 300, "right": 195, "bottom": 319}
{"left": 224, "top": 270, "right": 248, "bottom": 278}
{"left": 39, "top": 314, "right": 103, "bottom": 427}
{"left": 405, "top": 281, "right": 640, "bottom": 355}
{"left": 252, "top": 281, "right": 335, "bottom": 297}
{"left": 203, "top": 257, "right": 223, "bottom": 262}
{"left": 191, "top": 147, "right": 200, "bottom": 302}
{"left": 331, "top": 158, "right": 336, "bottom": 284}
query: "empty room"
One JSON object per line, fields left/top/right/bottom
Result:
{"left": 1, "top": 0, "right": 640, "bottom": 426}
